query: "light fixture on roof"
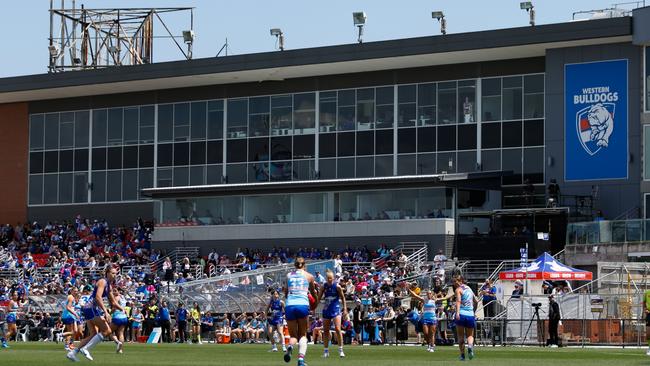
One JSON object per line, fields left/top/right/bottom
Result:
{"left": 270, "top": 28, "right": 285, "bottom": 51}
{"left": 182, "top": 30, "right": 195, "bottom": 60}
{"left": 431, "top": 11, "right": 446, "bottom": 35}
{"left": 520, "top": 2, "right": 535, "bottom": 26}
{"left": 48, "top": 44, "right": 60, "bottom": 58}
{"left": 352, "top": 11, "right": 367, "bottom": 43}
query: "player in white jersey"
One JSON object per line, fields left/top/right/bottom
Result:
{"left": 283, "top": 257, "right": 317, "bottom": 366}
{"left": 408, "top": 286, "right": 438, "bottom": 353}
{"left": 453, "top": 275, "right": 478, "bottom": 361}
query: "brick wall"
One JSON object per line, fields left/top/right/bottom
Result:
{"left": 0, "top": 102, "right": 28, "bottom": 224}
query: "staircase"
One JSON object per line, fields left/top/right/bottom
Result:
{"left": 150, "top": 246, "right": 200, "bottom": 272}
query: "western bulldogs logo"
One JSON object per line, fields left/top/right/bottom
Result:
{"left": 576, "top": 103, "right": 615, "bottom": 156}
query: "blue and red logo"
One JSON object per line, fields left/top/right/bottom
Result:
{"left": 576, "top": 102, "right": 615, "bottom": 156}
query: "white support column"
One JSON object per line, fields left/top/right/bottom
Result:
{"left": 153, "top": 104, "right": 159, "bottom": 187}
{"left": 314, "top": 90, "right": 320, "bottom": 176}
{"left": 476, "top": 78, "right": 482, "bottom": 169}
{"left": 393, "top": 84, "right": 398, "bottom": 176}
{"left": 222, "top": 100, "right": 228, "bottom": 181}
{"left": 87, "top": 109, "right": 93, "bottom": 203}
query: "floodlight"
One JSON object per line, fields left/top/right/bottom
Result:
{"left": 270, "top": 28, "right": 285, "bottom": 51}
{"left": 352, "top": 12, "right": 367, "bottom": 26}
{"left": 182, "top": 30, "right": 195, "bottom": 43}
{"left": 431, "top": 11, "right": 446, "bottom": 35}
{"left": 48, "top": 44, "right": 60, "bottom": 57}
{"left": 520, "top": 2, "right": 535, "bottom": 26}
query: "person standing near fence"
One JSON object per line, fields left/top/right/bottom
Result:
{"left": 479, "top": 279, "right": 496, "bottom": 318}
{"left": 547, "top": 295, "right": 560, "bottom": 348}
{"left": 643, "top": 290, "right": 650, "bottom": 356}
{"left": 176, "top": 302, "right": 188, "bottom": 344}
{"left": 159, "top": 301, "right": 171, "bottom": 343}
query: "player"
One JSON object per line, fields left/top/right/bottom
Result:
{"left": 67, "top": 265, "right": 122, "bottom": 362}
{"left": 267, "top": 290, "right": 286, "bottom": 352}
{"left": 283, "top": 257, "right": 317, "bottom": 366}
{"left": 60, "top": 287, "right": 81, "bottom": 351}
{"left": 317, "top": 269, "right": 346, "bottom": 358}
{"left": 3, "top": 291, "right": 22, "bottom": 348}
{"left": 110, "top": 287, "right": 128, "bottom": 354}
{"left": 643, "top": 290, "right": 650, "bottom": 356}
{"left": 454, "top": 275, "right": 477, "bottom": 361}
{"left": 408, "top": 287, "right": 437, "bottom": 353}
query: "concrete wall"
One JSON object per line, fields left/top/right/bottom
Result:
{"left": 545, "top": 42, "right": 643, "bottom": 219}
{"left": 0, "top": 102, "right": 29, "bottom": 224}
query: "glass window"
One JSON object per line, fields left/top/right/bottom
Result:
{"left": 417, "top": 153, "right": 436, "bottom": 174}
{"left": 139, "top": 145, "right": 154, "bottom": 168}
{"left": 107, "top": 108, "right": 123, "bottom": 146}
{"left": 458, "top": 124, "right": 477, "bottom": 150}
{"left": 91, "top": 171, "right": 106, "bottom": 202}
{"left": 190, "top": 101, "right": 207, "bottom": 140}
{"left": 319, "top": 133, "right": 336, "bottom": 158}
{"left": 190, "top": 166, "right": 205, "bottom": 186}
{"left": 398, "top": 154, "right": 416, "bottom": 175}
{"left": 30, "top": 152, "right": 44, "bottom": 174}
{"left": 356, "top": 131, "right": 374, "bottom": 156}
{"left": 44, "top": 113, "right": 59, "bottom": 150}
{"left": 157, "top": 168, "right": 172, "bottom": 188}
{"left": 292, "top": 193, "right": 325, "bottom": 223}
{"left": 375, "top": 155, "right": 393, "bottom": 177}
{"left": 206, "top": 165, "right": 222, "bottom": 184}
{"left": 271, "top": 95, "right": 292, "bottom": 136}
{"left": 107, "top": 147, "right": 122, "bottom": 170}
{"left": 418, "top": 126, "right": 435, "bottom": 152}
{"left": 319, "top": 158, "right": 336, "bottom": 179}
{"left": 482, "top": 122, "right": 501, "bottom": 149}
{"left": 375, "top": 130, "right": 393, "bottom": 155}
{"left": 59, "top": 113, "right": 74, "bottom": 149}
{"left": 293, "top": 159, "right": 315, "bottom": 180}
{"left": 458, "top": 80, "right": 476, "bottom": 123}
{"left": 91, "top": 148, "right": 106, "bottom": 170}
{"left": 173, "top": 167, "right": 189, "bottom": 186}
{"left": 207, "top": 101, "right": 224, "bottom": 140}
{"left": 29, "top": 175, "right": 43, "bottom": 205}
{"left": 207, "top": 140, "right": 223, "bottom": 164}
{"left": 398, "top": 85, "right": 416, "bottom": 127}
{"left": 356, "top": 156, "right": 374, "bottom": 178}
{"left": 122, "top": 169, "right": 138, "bottom": 201}
{"left": 74, "top": 172, "right": 88, "bottom": 203}
{"left": 226, "top": 139, "right": 247, "bottom": 163}
{"left": 249, "top": 96, "right": 270, "bottom": 137}
{"left": 74, "top": 111, "right": 89, "bottom": 148}
{"left": 226, "top": 163, "right": 247, "bottom": 183}
{"left": 319, "top": 92, "right": 337, "bottom": 133}
{"left": 139, "top": 105, "right": 155, "bottom": 143}
{"left": 337, "top": 132, "right": 355, "bottom": 157}
{"left": 173, "top": 103, "right": 190, "bottom": 141}
{"left": 270, "top": 161, "right": 292, "bottom": 181}
{"left": 647, "top": 47, "right": 650, "bottom": 111}
{"left": 158, "top": 104, "right": 173, "bottom": 142}
{"left": 244, "top": 194, "right": 290, "bottom": 224}
{"left": 356, "top": 89, "right": 375, "bottom": 130}
{"left": 339, "top": 192, "right": 358, "bottom": 220}
{"left": 173, "top": 142, "right": 190, "bottom": 166}
{"left": 337, "top": 158, "right": 355, "bottom": 178}
{"left": 92, "top": 109, "right": 107, "bottom": 146}
{"left": 524, "top": 75, "right": 545, "bottom": 119}
{"left": 437, "top": 125, "right": 456, "bottom": 151}
{"left": 645, "top": 126, "right": 650, "bottom": 180}
{"left": 190, "top": 141, "right": 206, "bottom": 165}
{"left": 106, "top": 170, "right": 122, "bottom": 201}
{"left": 458, "top": 150, "right": 477, "bottom": 172}
{"left": 227, "top": 99, "right": 248, "bottom": 138}
{"left": 398, "top": 128, "right": 416, "bottom": 154}
{"left": 482, "top": 78, "right": 502, "bottom": 122}
{"left": 438, "top": 81, "right": 457, "bottom": 124}
{"left": 376, "top": 86, "right": 394, "bottom": 129}
{"left": 123, "top": 145, "right": 138, "bottom": 169}
{"left": 58, "top": 150, "right": 73, "bottom": 172}
{"left": 44, "top": 151, "right": 58, "bottom": 173}
{"left": 482, "top": 149, "right": 501, "bottom": 172}
{"left": 157, "top": 143, "right": 173, "bottom": 167}
{"left": 271, "top": 136, "right": 292, "bottom": 161}
{"left": 502, "top": 148, "right": 522, "bottom": 185}
{"left": 123, "top": 107, "right": 139, "bottom": 144}
{"left": 417, "top": 83, "right": 436, "bottom": 127}
{"left": 503, "top": 76, "right": 523, "bottom": 120}
{"left": 294, "top": 92, "right": 316, "bottom": 134}
{"left": 437, "top": 152, "right": 456, "bottom": 174}
{"left": 43, "top": 174, "right": 58, "bottom": 204}
{"left": 524, "top": 147, "right": 544, "bottom": 184}
{"left": 502, "top": 121, "right": 522, "bottom": 148}
{"left": 337, "top": 90, "right": 355, "bottom": 131}
{"left": 249, "top": 138, "right": 270, "bottom": 162}
{"left": 138, "top": 169, "right": 153, "bottom": 199}
{"left": 30, "top": 114, "right": 45, "bottom": 151}
{"left": 293, "top": 135, "right": 315, "bottom": 159}
{"left": 74, "top": 149, "right": 88, "bottom": 171}
{"left": 524, "top": 119, "right": 544, "bottom": 146}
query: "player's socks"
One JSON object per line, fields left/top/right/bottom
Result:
{"left": 468, "top": 345, "right": 474, "bottom": 359}
{"left": 85, "top": 333, "right": 104, "bottom": 351}
{"left": 339, "top": 347, "right": 345, "bottom": 358}
{"left": 284, "top": 345, "right": 293, "bottom": 363}
{"left": 323, "top": 348, "right": 329, "bottom": 357}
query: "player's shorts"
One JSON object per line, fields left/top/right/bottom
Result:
{"left": 6, "top": 314, "right": 16, "bottom": 324}
{"left": 81, "top": 306, "right": 103, "bottom": 320}
{"left": 285, "top": 305, "right": 309, "bottom": 321}
{"left": 112, "top": 317, "right": 129, "bottom": 326}
{"left": 645, "top": 313, "right": 650, "bottom": 326}
{"left": 62, "top": 316, "right": 76, "bottom": 325}
{"left": 268, "top": 316, "right": 284, "bottom": 326}
{"left": 422, "top": 318, "right": 437, "bottom": 326}
{"left": 322, "top": 306, "right": 341, "bottom": 320}
{"left": 456, "top": 314, "right": 476, "bottom": 329}
{"left": 132, "top": 322, "right": 142, "bottom": 329}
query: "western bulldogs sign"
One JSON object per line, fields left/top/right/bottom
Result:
{"left": 565, "top": 60, "right": 628, "bottom": 181}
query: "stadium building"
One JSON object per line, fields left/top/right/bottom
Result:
{"left": 2, "top": 8, "right": 650, "bottom": 258}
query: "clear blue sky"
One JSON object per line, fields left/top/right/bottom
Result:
{"left": 0, "top": 0, "right": 638, "bottom": 77}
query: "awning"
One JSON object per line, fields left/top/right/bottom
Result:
{"left": 499, "top": 252, "right": 593, "bottom": 281}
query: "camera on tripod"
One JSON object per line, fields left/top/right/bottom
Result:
{"left": 532, "top": 303, "right": 542, "bottom": 308}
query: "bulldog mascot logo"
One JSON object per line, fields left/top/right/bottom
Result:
{"left": 576, "top": 102, "right": 615, "bottom": 156}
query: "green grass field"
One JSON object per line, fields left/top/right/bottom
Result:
{"left": 0, "top": 342, "right": 646, "bottom": 366}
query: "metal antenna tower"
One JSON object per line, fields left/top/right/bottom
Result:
{"left": 48, "top": 0, "right": 194, "bottom": 72}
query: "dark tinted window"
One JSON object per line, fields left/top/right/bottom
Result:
{"left": 337, "top": 132, "right": 355, "bottom": 157}
{"left": 75, "top": 111, "right": 90, "bottom": 148}
{"left": 122, "top": 146, "right": 138, "bottom": 169}
{"left": 356, "top": 156, "right": 374, "bottom": 178}
{"left": 30, "top": 152, "right": 44, "bottom": 174}
{"left": 482, "top": 123, "right": 501, "bottom": 149}
{"left": 398, "top": 128, "right": 416, "bottom": 154}
{"left": 58, "top": 150, "right": 74, "bottom": 172}
{"left": 271, "top": 136, "right": 292, "bottom": 161}
{"left": 91, "top": 148, "right": 106, "bottom": 170}
{"left": 437, "top": 125, "right": 456, "bottom": 151}
{"left": 502, "top": 121, "right": 522, "bottom": 147}
{"left": 248, "top": 138, "right": 270, "bottom": 162}
{"left": 107, "top": 147, "right": 122, "bottom": 170}
{"left": 337, "top": 158, "right": 355, "bottom": 179}
{"left": 375, "top": 155, "right": 393, "bottom": 177}
{"left": 92, "top": 110, "right": 107, "bottom": 146}
{"left": 293, "top": 135, "right": 315, "bottom": 159}
{"left": 157, "top": 144, "right": 173, "bottom": 167}
{"left": 502, "top": 148, "right": 522, "bottom": 185}
{"left": 139, "top": 145, "right": 154, "bottom": 168}
{"left": 44, "top": 151, "right": 58, "bottom": 173}
{"left": 190, "top": 141, "right": 206, "bottom": 165}
{"left": 319, "top": 158, "right": 336, "bottom": 179}
{"left": 457, "top": 124, "right": 477, "bottom": 150}
{"left": 397, "top": 154, "right": 416, "bottom": 175}
{"left": 523, "top": 119, "right": 544, "bottom": 146}
{"left": 226, "top": 139, "right": 247, "bottom": 163}
{"left": 207, "top": 140, "right": 223, "bottom": 164}
{"left": 173, "top": 143, "right": 190, "bottom": 166}
{"left": 524, "top": 147, "right": 544, "bottom": 184}
{"left": 356, "top": 131, "right": 374, "bottom": 156}
{"left": 319, "top": 133, "right": 336, "bottom": 158}
{"left": 158, "top": 104, "right": 173, "bottom": 142}
{"left": 375, "top": 130, "right": 393, "bottom": 155}
{"left": 418, "top": 127, "right": 436, "bottom": 152}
